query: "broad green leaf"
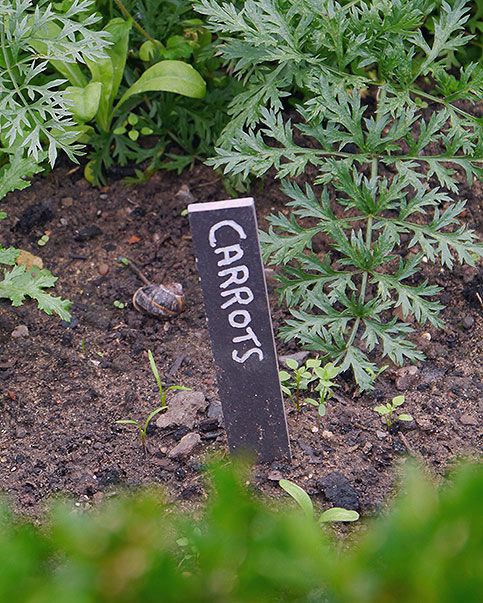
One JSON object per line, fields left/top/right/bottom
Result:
{"left": 319, "top": 507, "right": 359, "bottom": 523}
{"left": 279, "top": 370, "right": 291, "bottom": 381}
{"left": 279, "top": 479, "right": 314, "bottom": 519}
{"left": 374, "top": 405, "right": 390, "bottom": 415}
{"left": 65, "top": 82, "right": 102, "bottom": 122}
{"left": 285, "top": 358, "right": 299, "bottom": 370}
{"left": 398, "top": 413, "right": 413, "bottom": 422}
{"left": 392, "top": 395, "right": 405, "bottom": 407}
{"left": 87, "top": 18, "right": 131, "bottom": 131}
{"left": 116, "top": 60, "right": 206, "bottom": 110}
{"left": 306, "top": 358, "right": 321, "bottom": 368}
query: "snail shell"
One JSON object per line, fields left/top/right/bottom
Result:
{"left": 132, "top": 283, "right": 185, "bottom": 318}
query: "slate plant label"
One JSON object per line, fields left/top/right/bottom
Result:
{"left": 189, "top": 198, "right": 291, "bottom": 462}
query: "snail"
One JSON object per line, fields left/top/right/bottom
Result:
{"left": 133, "top": 282, "right": 185, "bottom": 318}
{"left": 121, "top": 257, "right": 185, "bottom": 319}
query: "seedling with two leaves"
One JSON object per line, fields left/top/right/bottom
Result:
{"left": 279, "top": 479, "right": 359, "bottom": 524}
{"left": 374, "top": 395, "right": 413, "bottom": 430}
{"left": 116, "top": 350, "right": 190, "bottom": 454}
{"left": 280, "top": 358, "right": 339, "bottom": 417}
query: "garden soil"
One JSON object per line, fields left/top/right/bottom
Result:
{"left": 0, "top": 162, "right": 481, "bottom": 517}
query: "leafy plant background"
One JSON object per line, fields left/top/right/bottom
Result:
{"left": 84, "top": 0, "right": 242, "bottom": 183}
{"left": 197, "top": 0, "right": 483, "bottom": 389}
{"left": 0, "top": 0, "right": 111, "bottom": 319}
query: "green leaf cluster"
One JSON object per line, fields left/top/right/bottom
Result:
{"left": 64, "top": 0, "right": 240, "bottom": 184}
{"left": 280, "top": 357, "right": 338, "bottom": 415}
{"left": 0, "top": 460, "right": 481, "bottom": 602}
{"left": 0, "top": 0, "right": 110, "bottom": 167}
{"left": 374, "top": 394, "right": 414, "bottom": 428}
{"left": 198, "top": 0, "right": 483, "bottom": 389}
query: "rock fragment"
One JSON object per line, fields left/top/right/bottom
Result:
{"left": 168, "top": 432, "right": 201, "bottom": 459}
{"left": 317, "top": 471, "right": 360, "bottom": 511}
{"left": 156, "top": 391, "right": 207, "bottom": 430}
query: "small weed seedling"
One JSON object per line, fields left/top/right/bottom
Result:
{"left": 280, "top": 358, "right": 339, "bottom": 417}
{"left": 116, "top": 407, "right": 166, "bottom": 455}
{"left": 305, "top": 360, "right": 339, "bottom": 418}
{"left": 279, "top": 358, "right": 313, "bottom": 412}
{"left": 147, "top": 350, "right": 190, "bottom": 408}
{"left": 116, "top": 350, "right": 190, "bottom": 452}
{"left": 374, "top": 395, "right": 413, "bottom": 429}
{"left": 279, "top": 479, "right": 359, "bottom": 524}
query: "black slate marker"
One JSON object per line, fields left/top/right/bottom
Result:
{"left": 189, "top": 198, "right": 291, "bottom": 462}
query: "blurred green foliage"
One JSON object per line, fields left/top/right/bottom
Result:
{"left": 0, "top": 460, "right": 481, "bottom": 602}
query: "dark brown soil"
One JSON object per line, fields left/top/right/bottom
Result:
{"left": 0, "top": 163, "right": 481, "bottom": 516}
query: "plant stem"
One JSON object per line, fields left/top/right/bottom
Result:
{"left": 113, "top": 0, "right": 162, "bottom": 46}
{"left": 346, "top": 158, "right": 377, "bottom": 350}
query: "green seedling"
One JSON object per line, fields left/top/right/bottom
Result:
{"left": 305, "top": 361, "right": 339, "bottom": 418}
{"left": 116, "top": 350, "right": 190, "bottom": 453}
{"left": 115, "top": 407, "right": 167, "bottom": 455}
{"left": 280, "top": 358, "right": 339, "bottom": 417}
{"left": 37, "top": 234, "right": 50, "bottom": 247}
{"left": 279, "top": 358, "right": 313, "bottom": 412}
{"left": 374, "top": 395, "right": 413, "bottom": 429}
{"left": 113, "top": 300, "right": 126, "bottom": 309}
{"left": 279, "top": 479, "right": 359, "bottom": 524}
{"left": 147, "top": 349, "right": 191, "bottom": 408}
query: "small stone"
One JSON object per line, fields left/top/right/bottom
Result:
{"left": 11, "top": 325, "right": 29, "bottom": 338}
{"left": 267, "top": 470, "right": 283, "bottom": 481}
{"left": 362, "top": 442, "right": 373, "bottom": 454}
{"left": 168, "top": 432, "right": 201, "bottom": 459}
{"left": 98, "top": 263, "right": 110, "bottom": 276}
{"left": 156, "top": 391, "right": 207, "bottom": 430}
{"left": 16, "top": 428, "right": 27, "bottom": 438}
{"left": 74, "top": 225, "right": 102, "bottom": 242}
{"left": 421, "top": 332, "right": 431, "bottom": 341}
{"left": 311, "top": 425, "right": 319, "bottom": 433}
{"left": 279, "top": 351, "right": 310, "bottom": 368}
{"left": 321, "top": 430, "right": 334, "bottom": 440}
{"left": 175, "top": 184, "right": 196, "bottom": 205}
{"left": 62, "top": 196, "right": 74, "bottom": 207}
{"left": 459, "top": 413, "right": 478, "bottom": 426}
{"left": 395, "top": 365, "right": 419, "bottom": 390}
{"left": 462, "top": 315, "right": 475, "bottom": 330}
{"left": 317, "top": 471, "right": 360, "bottom": 511}
{"left": 207, "top": 401, "right": 223, "bottom": 423}
{"left": 376, "top": 430, "right": 387, "bottom": 440}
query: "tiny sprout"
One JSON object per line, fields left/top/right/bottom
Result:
{"left": 37, "top": 234, "right": 49, "bottom": 247}
{"left": 279, "top": 479, "right": 359, "bottom": 523}
{"left": 116, "top": 407, "right": 166, "bottom": 455}
{"left": 374, "top": 395, "right": 413, "bottom": 429}
{"left": 147, "top": 349, "right": 190, "bottom": 408}
{"left": 113, "top": 300, "right": 126, "bottom": 309}
{"left": 116, "top": 350, "right": 191, "bottom": 454}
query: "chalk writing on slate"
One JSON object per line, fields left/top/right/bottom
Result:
{"left": 189, "top": 198, "right": 291, "bottom": 462}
